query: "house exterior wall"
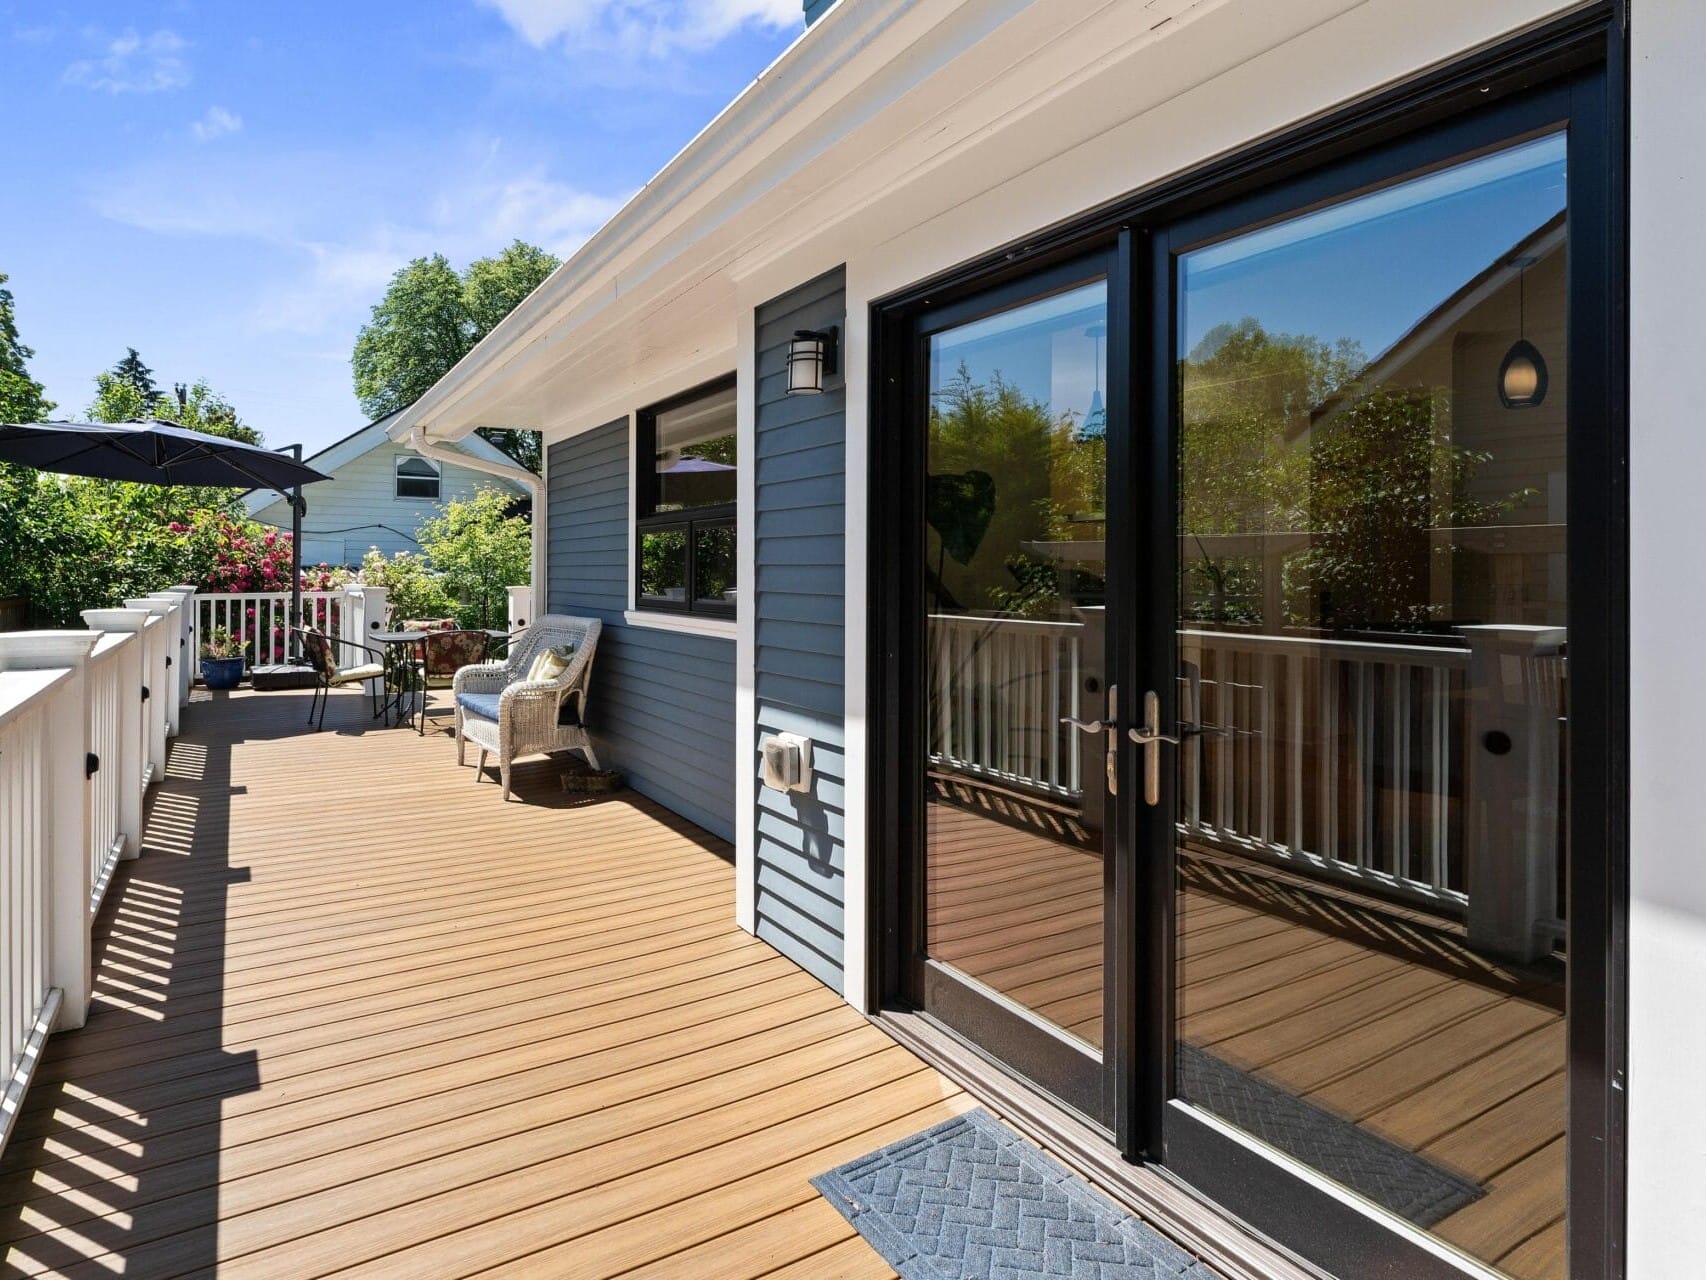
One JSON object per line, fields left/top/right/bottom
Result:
{"left": 749, "top": 269, "right": 847, "bottom": 991}
{"left": 546, "top": 420, "right": 738, "bottom": 841}
{"left": 251, "top": 442, "right": 518, "bottom": 566}
{"left": 1628, "top": 3, "right": 1706, "bottom": 1273}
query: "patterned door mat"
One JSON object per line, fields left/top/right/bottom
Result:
{"left": 1177, "top": 1046, "right": 1484, "bottom": 1227}
{"left": 812, "top": 1109, "right": 1221, "bottom": 1280}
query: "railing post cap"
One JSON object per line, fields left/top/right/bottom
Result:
{"left": 122, "top": 598, "right": 173, "bottom": 615}
{"left": 80, "top": 607, "right": 152, "bottom": 634}
{"left": 0, "top": 630, "right": 100, "bottom": 671}
{"left": 1455, "top": 624, "right": 1567, "bottom": 651}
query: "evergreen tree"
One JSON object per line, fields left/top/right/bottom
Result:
{"left": 112, "top": 347, "right": 160, "bottom": 412}
{"left": 0, "top": 271, "right": 55, "bottom": 423}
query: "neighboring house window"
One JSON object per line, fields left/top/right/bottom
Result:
{"left": 395, "top": 455, "right": 441, "bottom": 500}
{"left": 635, "top": 375, "right": 737, "bottom": 617}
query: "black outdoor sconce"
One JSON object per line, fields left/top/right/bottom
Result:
{"left": 786, "top": 327, "right": 839, "bottom": 396}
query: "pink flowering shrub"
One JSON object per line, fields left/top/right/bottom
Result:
{"left": 177, "top": 512, "right": 352, "bottom": 661}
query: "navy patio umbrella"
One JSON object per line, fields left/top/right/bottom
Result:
{"left": 0, "top": 418, "right": 328, "bottom": 497}
{"left": 0, "top": 417, "right": 332, "bottom": 653}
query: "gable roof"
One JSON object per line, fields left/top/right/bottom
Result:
{"left": 242, "top": 412, "right": 527, "bottom": 515}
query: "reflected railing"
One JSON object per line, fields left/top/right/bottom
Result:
{"left": 926, "top": 613, "right": 1567, "bottom": 955}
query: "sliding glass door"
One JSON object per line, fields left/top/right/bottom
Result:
{"left": 881, "top": 50, "right": 1616, "bottom": 1280}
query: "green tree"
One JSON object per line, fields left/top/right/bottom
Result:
{"left": 1178, "top": 317, "right": 1532, "bottom": 630}
{"left": 111, "top": 348, "right": 161, "bottom": 410}
{"left": 0, "top": 271, "right": 55, "bottom": 423}
{"left": 417, "top": 487, "right": 532, "bottom": 629}
{"left": 164, "top": 379, "right": 263, "bottom": 444}
{"left": 351, "top": 240, "right": 560, "bottom": 472}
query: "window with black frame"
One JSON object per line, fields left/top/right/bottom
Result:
{"left": 634, "top": 376, "right": 737, "bottom": 616}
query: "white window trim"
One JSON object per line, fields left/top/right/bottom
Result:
{"left": 622, "top": 609, "right": 737, "bottom": 639}
{"left": 395, "top": 454, "right": 442, "bottom": 501}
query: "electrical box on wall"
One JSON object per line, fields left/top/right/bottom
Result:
{"left": 761, "top": 733, "right": 813, "bottom": 794}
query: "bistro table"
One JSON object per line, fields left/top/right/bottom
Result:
{"left": 368, "top": 630, "right": 429, "bottom": 726}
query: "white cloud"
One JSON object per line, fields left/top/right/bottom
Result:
{"left": 88, "top": 139, "right": 631, "bottom": 338}
{"left": 479, "top": 0, "right": 798, "bottom": 57}
{"left": 189, "top": 105, "right": 243, "bottom": 143}
{"left": 63, "top": 28, "right": 190, "bottom": 94}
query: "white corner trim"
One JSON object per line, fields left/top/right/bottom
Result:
{"left": 841, "top": 273, "right": 870, "bottom": 1011}
{"left": 735, "top": 305, "right": 759, "bottom": 936}
{"left": 622, "top": 610, "right": 738, "bottom": 640}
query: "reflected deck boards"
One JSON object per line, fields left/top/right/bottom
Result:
{"left": 926, "top": 800, "right": 1566, "bottom": 1280}
{"left": 0, "top": 689, "right": 962, "bottom": 1279}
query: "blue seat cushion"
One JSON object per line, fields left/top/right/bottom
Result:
{"left": 456, "top": 692, "right": 502, "bottom": 722}
{"left": 456, "top": 689, "right": 584, "bottom": 727}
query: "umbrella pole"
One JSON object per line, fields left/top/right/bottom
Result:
{"left": 289, "top": 444, "right": 303, "bottom": 661}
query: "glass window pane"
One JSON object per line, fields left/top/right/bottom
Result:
{"left": 693, "top": 523, "right": 736, "bottom": 607}
{"left": 922, "top": 278, "right": 1110, "bottom": 1052}
{"left": 655, "top": 383, "right": 737, "bottom": 511}
{"left": 1173, "top": 134, "right": 1568, "bottom": 1278}
{"left": 638, "top": 525, "right": 688, "bottom": 604}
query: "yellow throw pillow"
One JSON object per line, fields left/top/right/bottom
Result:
{"left": 527, "top": 644, "right": 575, "bottom": 684}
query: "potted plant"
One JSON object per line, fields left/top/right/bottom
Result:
{"left": 200, "top": 627, "right": 246, "bottom": 690}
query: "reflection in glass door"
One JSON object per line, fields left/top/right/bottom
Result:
{"left": 914, "top": 270, "right": 1113, "bottom": 1118}
{"left": 1169, "top": 134, "right": 1570, "bottom": 1278}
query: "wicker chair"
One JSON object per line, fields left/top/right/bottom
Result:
{"left": 295, "top": 629, "right": 387, "bottom": 731}
{"left": 453, "top": 614, "right": 602, "bottom": 799}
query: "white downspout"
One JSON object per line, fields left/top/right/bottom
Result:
{"left": 406, "top": 429, "right": 547, "bottom": 624}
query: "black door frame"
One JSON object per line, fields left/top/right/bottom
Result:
{"left": 868, "top": 6, "right": 1626, "bottom": 1277}
{"left": 884, "top": 246, "right": 1127, "bottom": 1125}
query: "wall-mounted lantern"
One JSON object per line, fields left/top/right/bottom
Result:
{"left": 786, "top": 327, "right": 839, "bottom": 396}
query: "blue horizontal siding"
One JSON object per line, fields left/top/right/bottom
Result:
{"left": 547, "top": 419, "right": 736, "bottom": 842}
{"left": 752, "top": 267, "right": 847, "bottom": 992}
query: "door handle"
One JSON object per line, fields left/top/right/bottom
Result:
{"left": 1060, "top": 684, "right": 1118, "bottom": 797}
{"left": 1060, "top": 716, "right": 1112, "bottom": 735}
{"left": 1126, "top": 690, "right": 1178, "bottom": 805}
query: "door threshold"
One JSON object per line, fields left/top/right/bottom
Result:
{"left": 875, "top": 1008, "right": 1331, "bottom": 1280}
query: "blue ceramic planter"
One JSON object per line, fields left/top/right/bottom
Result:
{"left": 200, "top": 656, "right": 245, "bottom": 690}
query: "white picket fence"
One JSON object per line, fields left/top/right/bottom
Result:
{"left": 0, "top": 587, "right": 188, "bottom": 1155}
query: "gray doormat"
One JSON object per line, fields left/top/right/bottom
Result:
{"left": 1177, "top": 1045, "right": 1484, "bottom": 1227}
{"left": 812, "top": 1109, "right": 1220, "bottom": 1279}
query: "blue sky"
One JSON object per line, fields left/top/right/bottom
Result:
{"left": 0, "top": 0, "right": 803, "bottom": 453}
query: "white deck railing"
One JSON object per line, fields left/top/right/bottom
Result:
{"left": 0, "top": 675, "right": 56, "bottom": 1145}
{"left": 928, "top": 613, "right": 1567, "bottom": 959}
{"left": 0, "top": 590, "right": 184, "bottom": 1156}
{"left": 190, "top": 591, "right": 344, "bottom": 669}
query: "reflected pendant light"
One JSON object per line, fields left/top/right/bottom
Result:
{"left": 1498, "top": 255, "right": 1549, "bottom": 410}
{"left": 1084, "top": 322, "right": 1106, "bottom": 438}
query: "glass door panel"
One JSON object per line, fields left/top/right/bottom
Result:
{"left": 1170, "top": 134, "right": 1570, "bottom": 1279}
{"left": 916, "top": 273, "right": 1113, "bottom": 1114}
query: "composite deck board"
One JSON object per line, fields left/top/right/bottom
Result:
{"left": 0, "top": 688, "right": 922, "bottom": 1279}
{"left": 923, "top": 799, "right": 1566, "bottom": 1280}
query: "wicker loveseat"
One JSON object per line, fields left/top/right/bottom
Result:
{"left": 452, "top": 614, "right": 602, "bottom": 800}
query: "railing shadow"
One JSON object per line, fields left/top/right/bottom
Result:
{"left": 0, "top": 688, "right": 260, "bottom": 1275}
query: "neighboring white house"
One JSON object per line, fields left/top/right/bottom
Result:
{"left": 243, "top": 411, "right": 531, "bottom": 567}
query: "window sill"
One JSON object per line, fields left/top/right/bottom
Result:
{"left": 623, "top": 609, "right": 737, "bottom": 640}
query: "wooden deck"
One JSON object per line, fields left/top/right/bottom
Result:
{"left": 926, "top": 798, "right": 1566, "bottom": 1280}
{"left": 0, "top": 688, "right": 969, "bottom": 1279}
